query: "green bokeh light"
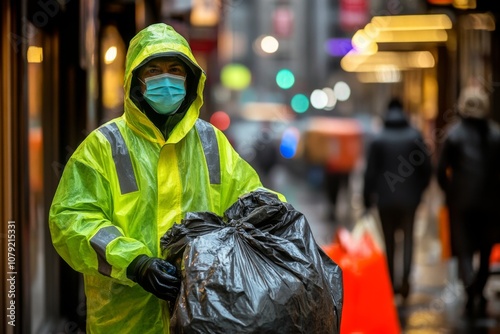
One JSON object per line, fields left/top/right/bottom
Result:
{"left": 220, "top": 64, "right": 252, "bottom": 91}
{"left": 291, "top": 94, "right": 309, "bottom": 113}
{"left": 276, "top": 69, "right": 295, "bottom": 89}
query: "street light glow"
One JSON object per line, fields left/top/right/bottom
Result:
{"left": 104, "top": 46, "right": 117, "bottom": 64}
{"left": 276, "top": 69, "right": 295, "bottom": 89}
{"left": 310, "top": 89, "right": 328, "bottom": 109}
{"left": 333, "top": 82, "right": 351, "bottom": 101}
{"left": 322, "top": 87, "right": 337, "bottom": 109}
{"left": 291, "top": 94, "right": 309, "bottom": 113}
{"left": 261, "top": 35, "right": 279, "bottom": 54}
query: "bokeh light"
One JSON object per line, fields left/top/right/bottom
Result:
{"left": 104, "top": 46, "right": 117, "bottom": 64}
{"left": 325, "top": 38, "right": 352, "bottom": 57}
{"left": 261, "top": 35, "right": 279, "bottom": 53}
{"left": 276, "top": 69, "right": 295, "bottom": 89}
{"left": 220, "top": 63, "right": 252, "bottom": 90}
{"left": 210, "top": 111, "right": 231, "bottom": 131}
{"left": 291, "top": 94, "right": 309, "bottom": 113}
{"left": 27, "top": 46, "right": 43, "bottom": 63}
{"left": 333, "top": 81, "right": 351, "bottom": 101}
{"left": 322, "top": 87, "right": 337, "bottom": 110}
{"left": 310, "top": 89, "right": 328, "bottom": 109}
{"left": 280, "top": 127, "right": 300, "bottom": 159}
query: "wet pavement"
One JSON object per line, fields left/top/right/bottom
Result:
{"left": 268, "top": 162, "right": 500, "bottom": 334}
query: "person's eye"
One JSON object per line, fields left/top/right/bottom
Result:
{"left": 148, "top": 68, "right": 161, "bottom": 75}
{"left": 170, "top": 66, "right": 185, "bottom": 75}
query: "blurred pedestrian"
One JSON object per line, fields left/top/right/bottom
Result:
{"left": 324, "top": 167, "right": 350, "bottom": 221}
{"left": 252, "top": 121, "right": 279, "bottom": 187}
{"left": 363, "top": 98, "right": 432, "bottom": 300}
{"left": 437, "top": 86, "right": 500, "bottom": 317}
{"left": 49, "top": 23, "right": 284, "bottom": 333}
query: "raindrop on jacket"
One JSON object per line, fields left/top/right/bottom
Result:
{"left": 49, "top": 23, "right": 284, "bottom": 334}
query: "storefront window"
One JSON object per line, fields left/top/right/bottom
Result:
{"left": 27, "top": 22, "right": 46, "bottom": 332}
{"left": 458, "top": 13, "right": 495, "bottom": 90}
{"left": 100, "top": 24, "right": 126, "bottom": 123}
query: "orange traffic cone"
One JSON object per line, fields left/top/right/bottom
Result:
{"left": 322, "top": 228, "right": 401, "bottom": 334}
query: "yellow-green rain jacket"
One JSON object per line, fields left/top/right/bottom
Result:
{"left": 49, "top": 23, "right": 283, "bottom": 333}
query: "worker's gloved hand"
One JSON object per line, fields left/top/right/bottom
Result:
{"left": 127, "top": 255, "right": 181, "bottom": 302}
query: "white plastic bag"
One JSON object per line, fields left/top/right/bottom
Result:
{"left": 351, "top": 210, "right": 385, "bottom": 252}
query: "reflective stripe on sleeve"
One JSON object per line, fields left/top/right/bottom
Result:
{"left": 195, "top": 119, "right": 221, "bottom": 185}
{"left": 99, "top": 123, "right": 139, "bottom": 194}
{"left": 90, "top": 226, "right": 123, "bottom": 277}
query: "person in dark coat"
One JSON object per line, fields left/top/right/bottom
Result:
{"left": 252, "top": 121, "right": 279, "bottom": 188}
{"left": 437, "top": 86, "right": 500, "bottom": 317}
{"left": 363, "top": 98, "right": 432, "bottom": 299}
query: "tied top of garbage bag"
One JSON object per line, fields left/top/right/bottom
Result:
{"left": 160, "top": 190, "right": 343, "bottom": 334}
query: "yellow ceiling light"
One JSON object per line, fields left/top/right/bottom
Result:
{"left": 363, "top": 23, "right": 380, "bottom": 39}
{"left": 357, "top": 69, "right": 402, "bottom": 83}
{"left": 371, "top": 14, "right": 452, "bottom": 31}
{"left": 412, "top": 51, "right": 435, "bottom": 68}
{"left": 350, "top": 14, "right": 451, "bottom": 50}
{"left": 351, "top": 29, "right": 378, "bottom": 54}
{"left": 341, "top": 51, "right": 374, "bottom": 72}
{"left": 373, "top": 29, "right": 448, "bottom": 43}
{"left": 27, "top": 46, "right": 43, "bottom": 63}
{"left": 453, "top": 0, "right": 476, "bottom": 9}
{"left": 341, "top": 14, "right": 450, "bottom": 76}
{"left": 341, "top": 51, "right": 435, "bottom": 72}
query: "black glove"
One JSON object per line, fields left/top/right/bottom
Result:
{"left": 127, "top": 255, "right": 181, "bottom": 302}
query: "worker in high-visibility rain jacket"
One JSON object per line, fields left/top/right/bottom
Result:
{"left": 49, "top": 23, "right": 284, "bottom": 333}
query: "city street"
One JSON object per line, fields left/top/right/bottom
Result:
{"left": 269, "top": 162, "right": 500, "bottom": 333}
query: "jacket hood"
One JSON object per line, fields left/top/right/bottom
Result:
{"left": 123, "top": 23, "right": 206, "bottom": 144}
{"left": 383, "top": 106, "right": 409, "bottom": 127}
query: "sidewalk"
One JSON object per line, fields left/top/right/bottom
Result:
{"left": 269, "top": 163, "right": 500, "bottom": 333}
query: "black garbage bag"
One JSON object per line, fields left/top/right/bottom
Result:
{"left": 160, "top": 190, "right": 343, "bottom": 334}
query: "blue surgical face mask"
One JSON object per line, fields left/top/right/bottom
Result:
{"left": 141, "top": 73, "right": 186, "bottom": 115}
